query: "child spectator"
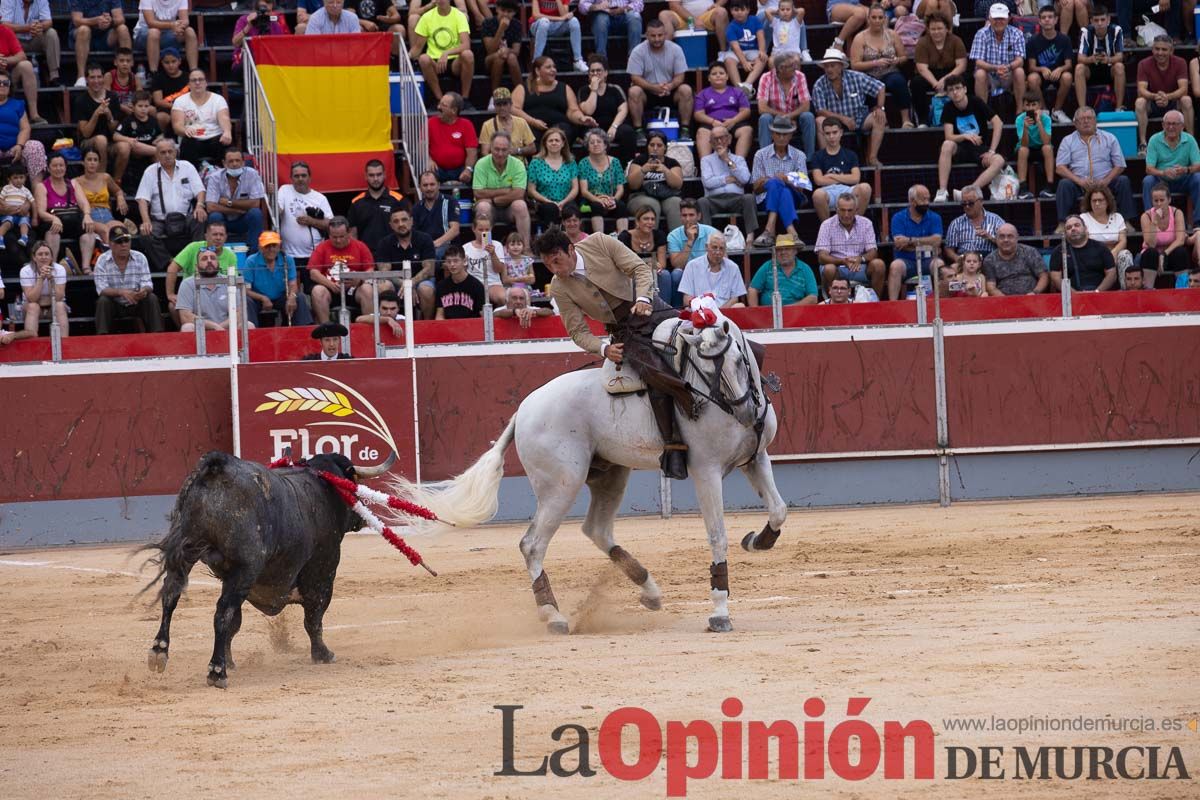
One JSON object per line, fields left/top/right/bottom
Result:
{"left": 725, "top": 0, "right": 767, "bottom": 94}
{"left": 0, "top": 161, "right": 34, "bottom": 249}
{"left": 1014, "top": 90, "right": 1054, "bottom": 200}
{"left": 501, "top": 231, "right": 536, "bottom": 289}
{"left": 765, "top": 0, "right": 810, "bottom": 63}
{"left": 104, "top": 47, "right": 140, "bottom": 118}
{"left": 954, "top": 249, "right": 986, "bottom": 296}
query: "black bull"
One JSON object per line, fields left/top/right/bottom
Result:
{"left": 142, "top": 450, "right": 392, "bottom": 689}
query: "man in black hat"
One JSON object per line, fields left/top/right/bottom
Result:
{"left": 302, "top": 321, "right": 352, "bottom": 360}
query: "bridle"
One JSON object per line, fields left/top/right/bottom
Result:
{"left": 676, "top": 326, "right": 770, "bottom": 462}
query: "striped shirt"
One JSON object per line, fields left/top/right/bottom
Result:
{"left": 750, "top": 144, "right": 808, "bottom": 204}
{"left": 969, "top": 23, "right": 1026, "bottom": 67}
{"left": 945, "top": 210, "right": 1005, "bottom": 257}
{"left": 757, "top": 68, "right": 811, "bottom": 115}
{"left": 1078, "top": 24, "right": 1123, "bottom": 58}
{"left": 93, "top": 250, "right": 153, "bottom": 305}
{"left": 815, "top": 214, "right": 878, "bottom": 260}
{"left": 811, "top": 69, "right": 884, "bottom": 126}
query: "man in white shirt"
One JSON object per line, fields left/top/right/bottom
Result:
{"left": 134, "top": 137, "right": 206, "bottom": 268}
{"left": 277, "top": 160, "right": 333, "bottom": 262}
{"left": 303, "top": 0, "right": 362, "bottom": 33}
{"left": 134, "top": 0, "right": 199, "bottom": 72}
{"left": 679, "top": 233, "right": 747, "bottom": 307}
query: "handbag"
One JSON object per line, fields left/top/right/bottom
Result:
{"left": 156, "top": 164, "right": 191, "bottom": 237}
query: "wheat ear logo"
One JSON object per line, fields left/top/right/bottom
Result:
{"left": 255, "top": 372, "right": 399, "bottom": 455}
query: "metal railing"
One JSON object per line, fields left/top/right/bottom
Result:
{"left": 394, "top": 33, "right": 429, "bottom": 187}
{"left": 242, "top": 43, "right": 279, "bottom": 230}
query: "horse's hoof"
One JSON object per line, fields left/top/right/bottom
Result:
{"left": 147, "top": 647, "right": 168, "bottom": 673}
{"left": 707, "top": 616, "right": 734, "bottom": 633}
{"left": 547, "top": 619, "right": 570, "bottom": 635}
{"left": 740, "top": 531, "right": 757, "bottom": 552}
{"left": 640, "top": 594, "right": 663, "bottom": 611}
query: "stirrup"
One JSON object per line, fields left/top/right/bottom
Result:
{"left": 660, "top": 450, "right": 688, "bottom": 480}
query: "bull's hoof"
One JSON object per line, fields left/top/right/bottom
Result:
{"left": 206, "top": 665, "right": 227, "bottom": 689}
{"left": 311, "top": 648, "right": 336, "bottom": 664}
{"left": 147, "top": 643, "right": 168, "bottom": 673}
{"left": 707, "top": 616, "right": 734, "bottom": 633}
{"left": 640, "top": 594, "right": 663, "bottom": 611}
{"left": 547, "top": 619, "right": 570, "bottom": 635}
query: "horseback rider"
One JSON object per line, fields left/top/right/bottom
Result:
{"left": 533, "top": 228, "right": 694, "bottom": 480}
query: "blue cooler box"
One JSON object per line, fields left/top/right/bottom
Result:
{"left": 1097, "top": 110, "right": 1136, "bottom": 158}
{"left": 647, "top": 108, "right": 680, "bottom": 141}
{"left": 675, "top": 29, "right": 709, "bottom": 70}
{"left": 390, "top": 73, "right": 425, "bottom": 114}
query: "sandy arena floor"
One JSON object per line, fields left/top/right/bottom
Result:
{"left": 0, "top": 493, "right": 1198, "bottom": 798}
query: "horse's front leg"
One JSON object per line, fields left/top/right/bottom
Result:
{"left": 740, "top": 450, "right": 787, "bottom": 552}
{"left": 691, "top": 465, "right": 733, "bottom": 633}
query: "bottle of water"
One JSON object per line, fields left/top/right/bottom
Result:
{"left": 136, "top": 64, "right": 147, "bottom": 87}
{"left": 687, "top": 16, "right": 695, "bottom": 30}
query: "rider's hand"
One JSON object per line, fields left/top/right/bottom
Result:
{"left": 631, "top": 300, "right": 652, "bottom": 316}
{"left": 604, "top": 343, "right": 624, "bottom": 364}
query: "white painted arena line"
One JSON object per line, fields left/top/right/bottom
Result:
{"left": 324, "top": 619, "right": 408, "bottom": 631}
{"left": 0, "top": 558, "right": 220, "bottom": 587}
{"left": 887, "top": 581, "right": 1051, "bottom": 596}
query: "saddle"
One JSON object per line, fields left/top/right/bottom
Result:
{"left": 600, "top": 317, "right": 691, "bottom": 395}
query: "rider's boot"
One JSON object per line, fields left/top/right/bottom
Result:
{"left": 651, "top": 392, "right": 688, "bottom": 480}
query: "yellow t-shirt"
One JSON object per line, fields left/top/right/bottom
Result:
{"left": 415, "top": 7, "right": 470, "bottom": 61}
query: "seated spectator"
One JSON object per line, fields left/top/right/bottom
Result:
{"left": 1188, "top": 269, "right": 1200, "bottom": 289}
{"left": 375, "top": 205, "right": 437, "bottom": 319}
{"left": 73, "top": 147, "right": 128, "bottom": 254}
{"left": 499, "top": 230, "right": 535, "bottom": 290}
{"left": 0, "top": 159, "right": 33, "bottom": 248}
{"left": 303, "top": 0, "right": 361, "bottom": 33}
{"left": 435, "top": 244, "right": 486, "bottom": 318}
{"left": 823, "top": 274, "right": 852, "bottom": 303}
{"left": 969, "top": 3, "right": 1025, "bottom": 109}
{"left": 1137, "top": 182, "right": 1190, "bottom": 288}
{"left": 1052, "top": 214, "right": 1117, "bottom": 291}
{"left": 38, "top": 152, "right": 98, "bottom": 268}
{"left": 766, "top": 0, "right": 811, "bottom": 64}
{"left": 427, "top": 92, "right": 477, "bottom": 184}
{"left": 205, "top": 146, "right": 266, "bottom": 253}
{"left": 232, "top": 1, "right": 290, "bottom": 68}
{"left": 172, "top": 70, "right": 232, "bottom": 167}
{"left": 242, "top": 230, "right": 313, "bottom": 327}
{"left": 404, "top": 0, "right": 488, "bottom": 37}
{"left": 473, "top": 130, "right": 533, "bottom": 245}
{"left": 0, "top": 75, "right": 43, "bottom": 182}
{"left": 177, "top": 248, "right": 255, "bottom": 332}
{"left": 934, "top": 75, "right": 1005, "bottom": 203}
{"left": 356, "top": 289, "right": 405, "bottom": 336}
{"left": 463, "top": 214, "right": 507, "bottom": 305}
{"left": 948, "top": 250, "right": 987, "bottom": 296}
{"left": 888, "top": 184, "right": 943, "bottom": 301}
{"left": 1136, "top": 35, "right": 1192, "bottom": 156}
{"left": 756, "top": 52, "right": 815, "bottom": 159}
{"left": 134, "top": 0, "right": 199, "bottom": 73}
{"left": 412, "top": 168, "right": 461, "bottom": 259}
{"left": 696, "top": 61, "right": 753, "bottom": 160}
{"left": 345, "top": 158, "right": 404, "bottom": 254}
{"left": 577, "top": 128, "right": 627, "bottom": 234}
{"left": 105, "top": 47, "right": 141, "bottom": 117}
{"left": 618, "top": 205, "right": 676, "bottom": 305}
{"left": 0, "top": 20, "right": 46, "bottom": 124}
{"left": 69, "top": 0, "right": 132, "bottom": 89}
{"left": 530, "top": 0, "right": 587, "bottom": 72}
{"left": 480, "top": 88, "right": 536, "bottom": 160}
{"left": 982, "top": 223, "right": 1047, "bottom": 295}
{"left": 1075, "top": 6, "right": 1124, "bottom": 113}
{"left": 92, "top": 229, "right": 162, "bottom": 333}
{"left": 560, "top": 202, "right": 588, "bottom": 245}
{"left": 113, "top": 90, "right": 162, "bottom": 189}
{"left": 1014, "top": 90, "right": 1055, "bottom": 200}
{"left": 494, "top": 284, "right": 553, "bottom": 327}
{"left": 913, "top": 0, "right": 956, "bottom": 22}
{"left": 165, "top": 218, "right": 235, "bottom": 318}
{"left": 628, "top": 132, "right": 685, "bottom": 234}
{"left": 750, "top": 116, "right": 808, "bottom": 247}
{"left": 815, "top": 192, "right": 884, "bottom": 295}
{"left": 943, "top": 185, "right": 1003, "bottom": 262}
{"left": 659, "top": 0, "right": 730, "bottom": 52}
{"left": 301, "top": 321, "right": 349, "bottom": 360}
{"left": 346, "top": 0, "right": 406, "bottom": 37}
{"left": 698, "top": 124, "right": 758, "bottom": 238}
{"left": 810, "top": 117, "right": 871, "bottom": 221}
{"left": 849, "top": 3, "right": 913, "bottom": 128}
{"left": 526, "top": 127, "right": 579, "bottom": 230}
{"left": 910, "top": 13, "right": 965, "bottom": 127}
{"left": 134, "top": 139, "right": 204, "bottom": 269}
{"left": 18, "top": 240, "right": 68, "bottom": 336}
{"left": 74, "top": 62, "right": 120, "bottom": 173}
{"left": 578, "top": 55, "right": 637, "bottom": 164}
{"left": 481, "top": 0, "right": 523, "bottom": 97}
{"left": 1080, "top": 182, "right": 1133, "bottom": 275}
{"left": 1122, "top": 266, "right": 1143, "bottom": 290}
{"left": 1025, "top": 5, "right": 1073, "bottom": 125}
{"left": 724, "top": 0, "right": 767, "bottom": 91}
{"left": 826, "top": 0, "right": 868, "bottom": 52}
{"left": 812, "top": 48, "right": 885, "bottom": 166}
{"left": 580, "top": 0, "right": 643, "bottom": 59}
{"left": 4, "top": 0, "right": 60, "bottom": 87}
{"left": 680, "top": 233, "right": 747, "bottom": 307}
{"left": 408, "top": 0, "right": 474, "bottom": 107}
{"left": 627, "top": 20, "right": 695, "bottom": 143}
{"left": 1143, "top": 110, "right": 1200, "bottom": 227}
{"left": 308, "top": 216, "right": 379, "bottom": 324}
{"left": 667, "top": 197, "right": 718, "bottom": 271}
{"left": 149, "top": 47, "right": 187, "bottom": 132}
{"left": 277, "top": 159, "right": 332, "bottom": 263}
{"left": 747, "top": 233, "right": 818, "bottom": 305}
{"left": 1054, "top": 106, "right": 1136, "bottom": 228}
{"left": 512, "top": 56, "right": 596, "bottom": 145}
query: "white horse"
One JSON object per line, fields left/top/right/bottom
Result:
{"left": 389, "top": 318, "right": 787, "bottom": 633}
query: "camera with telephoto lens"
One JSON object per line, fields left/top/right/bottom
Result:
{"left": 304, "top": 206, "right": 325, "bottom": 220}
{"left": 254, "top": 5, "right": 272, "bottom": 33}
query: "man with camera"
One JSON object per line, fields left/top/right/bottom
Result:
{"left": 135, "top": 138, "right": 206, "bottom": 270}
{"left": 277, "top": 161, "right": 333, "bottom": 265}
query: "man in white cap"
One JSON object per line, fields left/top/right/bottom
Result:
{"left": 811, "top": 47, "right": 885, "bottom": 166}
{"left": 969, "top": 3, "right": 1026, "bottom": 108}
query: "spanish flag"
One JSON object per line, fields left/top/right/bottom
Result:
{"left": 249, "top": 34, "right": 394, "bottom": 192}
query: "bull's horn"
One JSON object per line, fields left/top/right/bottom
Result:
{"left": 354, "top": 451, "right": 397, "bottom": 479}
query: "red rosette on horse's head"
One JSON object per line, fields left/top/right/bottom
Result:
{"left": 680, "top": 293, "right": 720, "bottom": 329}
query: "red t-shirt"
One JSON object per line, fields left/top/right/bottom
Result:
{"left": 427, "top": 115, "right": 478, "bottom": 171}
{"left": 1138, "top": 55, "right": 1188, "bottom": 95}
{"left": 0, "top": 25, "right": 20, "bottom": 57}
{"left": 309, "top": 239, "right": 375, "bottom": 276}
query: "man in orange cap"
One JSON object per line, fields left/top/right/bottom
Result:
{"left": 242, "top": 229, "right": 313, "bottom": 326}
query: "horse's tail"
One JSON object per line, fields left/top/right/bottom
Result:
{"left": 385, "top": 416, "right": 517, "bottom": 533}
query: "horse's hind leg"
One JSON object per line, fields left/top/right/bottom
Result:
{"left": 740, "top": 450, "right": 788, "bottom": 552}
{"left": 692, "top": 464, "right": 733, "bottom": 633}
{"left": 521, "top": 467, "right": 586, "bottom": 635}
{"left": 582, "top": 465, "right": 662, "bottom": 611}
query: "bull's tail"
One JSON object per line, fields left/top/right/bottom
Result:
{"left": 385, "top": 416, "right": 516, "bottom": 533}
{"left": 135, "top": 452, "right": 225, "bottom": 599}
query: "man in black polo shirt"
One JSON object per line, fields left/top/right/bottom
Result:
{"left": 1049, "top": 215, "right": 1117, "bottom": 291}
{"left": 74, "top": 62, "right": 122, "bottom": 171}
{"left": 347, "top": 158, "right": 406, "bottom": 252}
{"left": 411, "top": 169, "right": 461, "bottom": 259}
{"left": 375, "top": 205, "right": 438, "bottom": 318}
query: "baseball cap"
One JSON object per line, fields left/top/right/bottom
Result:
{"left": 989, "top": 3, "right": 1010, "bottom": 18}
{"left": 259, "top": 230, "right": 282, "bottom": 247}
